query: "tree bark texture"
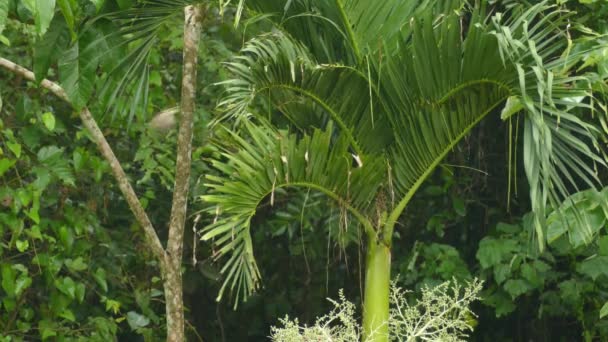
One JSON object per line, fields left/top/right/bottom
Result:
{"left": 165, "top": 4, "right": 204, "bottom": 342}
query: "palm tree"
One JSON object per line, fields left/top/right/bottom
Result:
{"left": 201, "top": 1, "right": 606, "bottom": 340}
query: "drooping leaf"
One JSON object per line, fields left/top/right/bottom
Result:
{"left": 23, "top": 0, "right": 57, "bottom": 36}
{"left": 58, "top": 29, "right": 100, "bottom": 109}
{"left": 93, "top": 268, "right": 108, "bottom": 292}
{"left": 500, "top": 96, "right": 524, "bottom": 120}
{"left": 1, "top": 264, "right": 16, "bottom": 297}
{"left": 0, "top": 0, "right": 8, "bottom": 35}
{"left": 600, "top": 301, "right": 608, "bottom": 319}
{"left": 546, "top": 187, "right": 608, "bottom": 248}
{"left": 202, "top": 122, "right": 384, "bottom": 304}
{"left": 56, "top": 0, "right": 75, "bottom": 33}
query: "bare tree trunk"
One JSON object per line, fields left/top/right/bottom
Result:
{"left": 165, "top": 4, "right": 204, "bottom": 342}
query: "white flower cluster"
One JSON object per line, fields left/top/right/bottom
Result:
{"left": 270, "top": 279, "right": 482, "bottom": 342}
{"left": 389, "top": 279, "right": 483, "bottom": 342}
{"left": 270, "top": 289, "right": 360, "bottom": 342}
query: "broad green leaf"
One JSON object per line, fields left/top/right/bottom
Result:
{"left": 0, "top": 0, "right": 8, "bottom": 35}
{"left": 503, "top": 279, "right": 532, "bottom": 299}
{"left": 54, "top": 276, "right": 76, "bottom": 299}
{"left": 521, "top": 263, "right": 543, "bottom": 288}
{"left": 0, "top": 158, "right": 16, "bottom": 177}
{"left": 16, "top": 240, "right": 29, "bottom": 252}
{"left": 14, "top": 275, "right": 32, "bottom": 297}
{"left": 1, "top": 264, "right": 16, "bottom": 297}
{"left": 59, "top": 309, "right": 76, "bottom": 321}
{"left": 104, "top": 298, "right": 121, "bottom": 314}
{"left": 500, "top": 96, "right": 523, "bottom": 120}
{"left": 58, "top": 226, "right": 74, "bottom": 250}
{"left": 32, "top": 166, "right": 51, "bottom": 190}
{"left": 27, "top": 225, "right": 43, "bottom": 240}
{"left": 37, "top": 145, "right": 63, "bottom": 161}
{"left": 94, "top": 268, "right": 108, "bottom": 292}
{"left": 17, "top": 189, "right": 32, "bottom": 207}
{"left": 7, "top": 142, "right": 21, "bottom": 158}
{"left": 126, "top": 311, "right": 150, "bottom": 330}
{"left": 484, "top": 290, "right": 516, "bottom": 317}
{"left": 34, "top": 17, "right": 69, "bottom": 83}
{"left": 65, "top": 257, "right": 87, "bottom": 272}
{"left": 75, "top": 282, "right": 85, "bottom": 303}
{"left": 72, "top": 149, "right": 85, "bottom": 172}
{"left": 601, "top": 301, "right": 608, "bottom": 319}
{"left": 39, "top": 320, "right": 58, "bottom": 340}
{"left": 23, "top": 0, "right": 56, "bottom": 36}
{"left": 89, "top": 0, "right": 106, "bottom": 12}
{"left": 452, "top": 197, "right": 466, "bottom": 217}
{"left": 547, "top": 188, "right": 607, "bottom": 248}
{"left": 476, "top": 237, "right": 518, "bottom": 269}
{"left": 599, "top": 236, "right": 608, "bottom": 256}
{"left": 41, "top": 112, "right": 56, "bottom": 131}
{"left": 496, "top": 222, "right": 520, "bottom": 234}
{"left": 56, "top": 0, "right": 74, "bottom": 32}
{"left": 493, "top": 264, "right": 511, "bottom": 285}
{"left": 577, "top": 256, "right": 608, "bottom": 280}
{"left": 58, "top": 31, "right": 99, "bottom": 110}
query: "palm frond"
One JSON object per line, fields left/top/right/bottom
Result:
{"left": 84, "top": 0, "right": 189, "bottom": 123}
{"left": 244, "top": 0, "right": 460, "bottom": 64}
{"left": 216, "top": 32, "right": 393, "bottom": 154}
{"left": 489, "top": 3, "right": 606, "bottom": 249}
{"left": 382, "top": 3, "right": 606, "bottom": 248}
{"left": 201, "top": 121, "right": 384, "bottom": 304}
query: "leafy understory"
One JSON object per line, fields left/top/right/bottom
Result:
{"left": 271, "top": 279, "right": 483, "bottom": 342}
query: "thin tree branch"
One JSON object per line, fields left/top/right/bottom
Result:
{"left": 0, "top": 56, "right": 167, "bottom": 267}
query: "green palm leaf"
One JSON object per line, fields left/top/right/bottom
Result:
{"left": 85, "top": 0, "right": 189, "bottom": 122}
{"left": 206, "top": 0, "right": 607, "bottom": 306}
{"left": 202, "top": 121, "right": 385, "bottom": 304}
{"left": 380, "top": 3, "right": 605, "bottom": 246}
{"left": 216, "top": 32, "right": 393, "bottom": 154}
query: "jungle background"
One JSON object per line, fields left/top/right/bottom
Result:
{"left": 1, "top": 0, "right": 608, "bottom": 341}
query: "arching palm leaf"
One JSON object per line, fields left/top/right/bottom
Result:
{"left": 206, "top": 0, "right": 607, "bottom": 313}
{"left": 380, "top": 3, "right": 606, "bottom": 245}
{"left": 244, "top": 0, "right": 451, "bottom": 63}
{"left": 216, "top": 32, "right": 393, "bottom": 154}
{"left": 83, "top": 0, "right": 189, "bottom": 122}
{"left": 202, "top": 121, "right": 385, "bottom": 304}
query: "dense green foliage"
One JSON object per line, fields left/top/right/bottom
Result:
{"left": 1, "top": 0, "right": 607, "bottom": 341}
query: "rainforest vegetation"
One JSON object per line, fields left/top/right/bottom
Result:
{"left": 1, "top": 0, "right": 608, "bottom": 341}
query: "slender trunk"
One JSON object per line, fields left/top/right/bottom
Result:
{"left": 164, "top": 4, "right": 204, "bottom": 341}
{"left": 164, "top": 260, "right": 185, "bottom": 342}
{"left": 362, "top": 234, "right": 391, "bottom": 342}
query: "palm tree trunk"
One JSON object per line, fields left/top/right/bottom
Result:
{"left": 362, "top": 234, "right": 391, "bottom": 342}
